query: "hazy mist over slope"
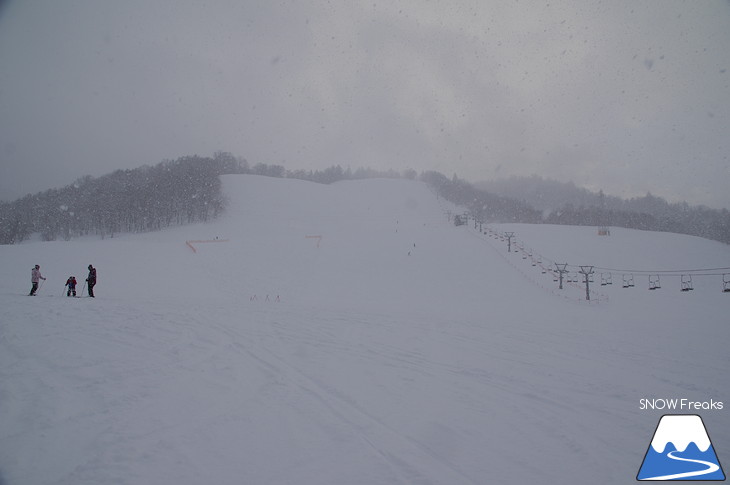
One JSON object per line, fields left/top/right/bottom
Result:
{"left": 2, "top": 175, "right": 729, "bottom": 484}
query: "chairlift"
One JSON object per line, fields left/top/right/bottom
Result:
{"left": 601, "top": 273, "right": 613, "bottom": 286}
{"left": 680, "top": 275, "right": 694, "bottom": 292}
{"left": 723, "top": 274, "right": 730, "bottom": 293}
{"left": 649, "top": 275, "right": 661, "bottom": 290}
{"left": 622, "top": 274, "right": 635, "bottom": 288}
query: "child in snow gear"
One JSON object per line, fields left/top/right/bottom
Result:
{"left": 65, "top": 276, "right": 78, "bottom": 297}
{"left": 30, "top": 264, "right": 46, "bottom": 296}
{"left": 86, "top": 264, "right": 97, "bottom": 297}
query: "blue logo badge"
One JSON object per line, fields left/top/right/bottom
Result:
{"left": 637, "top": 415, "right": 725, "bottom": 481}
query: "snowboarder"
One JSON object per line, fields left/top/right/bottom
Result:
{"left": 86, "top": 264, "right": 97, "bottom": 297}
{"left": 65, "top": 276, "right": 78, "bottom": 297}
{"left": 29, "top": 264, "right": 46, "bottom": 296}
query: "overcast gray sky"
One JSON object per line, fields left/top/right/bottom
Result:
{"left": 1, "top": 0, "right": 729, "bottom": 208}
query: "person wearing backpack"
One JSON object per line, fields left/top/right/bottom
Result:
{"left": 86, "top": 265, "right": 97, "bottom": 297}
{"left": 65, "top": 276, "right": 78, "bottom": 297}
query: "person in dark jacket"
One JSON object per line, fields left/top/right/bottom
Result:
{"left": 86, "top": 265, "right": 97, "bottom": 297}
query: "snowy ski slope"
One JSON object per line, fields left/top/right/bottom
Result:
{"left": 1, "top": 174, "right": 728, "bottom": 484}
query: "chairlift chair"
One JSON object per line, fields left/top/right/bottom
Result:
{"left": 681, "top": 275, "right": 694, "bottom": 292}
{"left": 649, "top": 275, "right": 661, "bottom": 290}
{"left": 622, "top": 274, "right": 635, "bottom": 288}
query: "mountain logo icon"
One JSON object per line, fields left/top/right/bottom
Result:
{"left": 637, "top": 414, "right": 725, "bottom": 481}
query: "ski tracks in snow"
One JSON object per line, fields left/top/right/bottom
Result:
{"left": 205, "top": 309, "right": 482, "bottom": 485}
{"left": 1, "top": 294, "right": 481, "bottom": 484}
{"left": 1, "top": 292, "right": 656, "bottom": 484}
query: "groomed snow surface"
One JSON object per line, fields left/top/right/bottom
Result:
{"left": 1, "top": 175, "right": 728, "bottom": 485}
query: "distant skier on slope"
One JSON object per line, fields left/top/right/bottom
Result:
{"left": 29, "top": 264, "right": 46, "bottom": 296}
{"left": 65, "top": 276, "right": 78, "bottom": 297}
{"left": 86, "top": 264, "right": 97, "bottom": 297}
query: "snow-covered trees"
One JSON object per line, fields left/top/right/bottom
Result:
{"left": 422, "top": 171, "right": 730, "bottom": 245}
{"left": 4, "top": 159, "right": 728, "bottom": 246}
{"left": 421, "top": 171, "right": 542, "bottom": 224}
{"left": 0, "top": 154, "right": 238, "bottom": 244}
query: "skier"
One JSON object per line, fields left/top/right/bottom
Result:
{"left": 29, "top": 264, "right": 46, "bottom": 296}
{"left": 65, "top": 276, "right": 78, "bottom": 297}
{"left": 86, "top": 264, "right": 97, "bottom": 297}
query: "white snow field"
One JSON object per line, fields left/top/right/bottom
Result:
{"left": 1, "top": 175, "right": 729, "bottom": 485}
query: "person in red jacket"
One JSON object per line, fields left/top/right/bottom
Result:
{"left": 65, "top": 276, "right": 78, "bottom": 297}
